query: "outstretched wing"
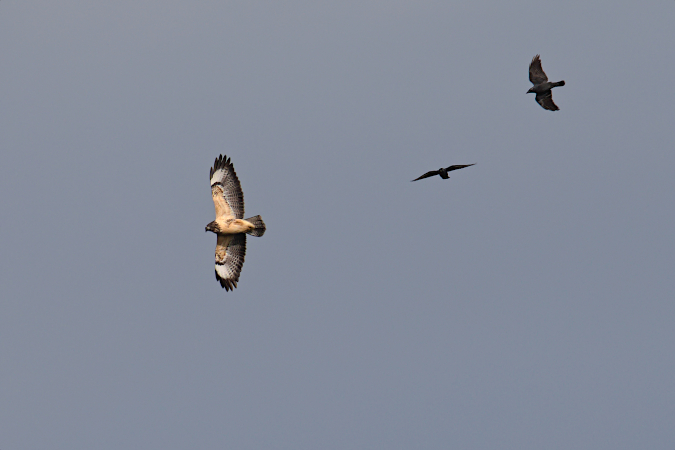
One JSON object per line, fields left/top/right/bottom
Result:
{"left": 210, "top": 155, "right": 245, "bottom": 220}
{"left": 445, "top": 163, "right": 476, "bottom": 172}
{"left": 535, "top": 91, "right": 559, "bottom": 111}
{"left": 411, "top": 170, "right": 439, "bottom": 182}
{"left": 529, "top": 54, "right": 549, "bottom": 85}
{"left": 214, "top": 233, "right": 247, "bottom": 291}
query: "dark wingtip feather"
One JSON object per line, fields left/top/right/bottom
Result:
{"left": 216, "top": 268, "right": 238, "bottom": 291}
{"left": 211, "top": 154, "right": 234, "bottom": 180}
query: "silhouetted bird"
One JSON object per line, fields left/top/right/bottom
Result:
{"left": 411, "top": 164, "right": 475, "bottom": 182}
{"left": 527, "top": 55, "right": 565, "bottom": 111}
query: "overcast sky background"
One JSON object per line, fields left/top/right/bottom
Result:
{"left": 1, "top": 1, "right": 674, "bottom": 449}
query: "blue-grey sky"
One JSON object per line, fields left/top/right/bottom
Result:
{"left": 1, "top": 1, "right": 674, "bottom": 449}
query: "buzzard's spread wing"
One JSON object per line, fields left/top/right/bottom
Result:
{"left": 529, "top": 54, "right": 549, "bottom": 85}
{"left": 444, "top": 164, "right": 476, "bottom": 172}
{"left": 411, "top": 170, "right": 440, "bottom": 181}
{"left": 535, "top": 91, "right": 559, "bottom": 111}
{"left": 210, "top": 155, "right": 245, "bottom": 219}
{"left": 215, "top": 233, "right": 246, "bottom": 291}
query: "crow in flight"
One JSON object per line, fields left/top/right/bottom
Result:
{"left": 411, "top": 164, "right": 475, "bottom": 182}
{"left": 527, "top": 55, "right": 565, "bottom": 111}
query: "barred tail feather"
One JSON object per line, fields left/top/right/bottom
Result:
{"left": 553, "top": 80, "right": 565, "bottom": 87}
{"left": 245, "top": 215, "right": 266, "bottom": 237}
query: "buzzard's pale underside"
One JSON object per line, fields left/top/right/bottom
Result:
{"left": 205, "top": 155, "right": 266, "bottom": 291}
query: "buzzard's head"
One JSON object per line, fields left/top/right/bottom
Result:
{"left": 205, "top": 221, "right": 220, "bottom": 233}
{"left": 526, "top": 87, "right": 534, "bottom": 94}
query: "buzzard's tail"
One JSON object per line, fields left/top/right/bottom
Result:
{"left": 245, "top": 215, "right": 266, "bottom": 237}
{"left": 553, "top": 80, "right": 565, "bottom": 87}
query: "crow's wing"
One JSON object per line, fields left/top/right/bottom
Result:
{"left": 444, "top": 163, "right": 476, "bottom": 172}
{"left": 535, "top": 91, "right": 559, "bottom": 111}
{"left": 411, "top": 170, "right": 440, "bottom": 181}
{"left": 529, "top": 54, "right": 549, "bottom": 85}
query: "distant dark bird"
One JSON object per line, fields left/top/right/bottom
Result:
{"left": 205, "top": 155, "right": 266, "bottom": 291}
{"left": 527, "top": 55, "right": 565, "bottom": 111}
{"left": 411, "top": 164, "right": 475, "bottom": 182}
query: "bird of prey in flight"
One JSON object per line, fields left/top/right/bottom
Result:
{"left": 411, "top": 164, "right": 475, "bottom": 182}
{"left": 527, "top": 55, "right": 565, "bottom": 111}
{"left": 205, "top": 155, "right": 266, "bottom": 290}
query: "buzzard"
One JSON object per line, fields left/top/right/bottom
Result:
{"left": 411, "top": 163, "right": 475, "bottom": 182}
{"left": 527, "top": 55, "right": 565, "bottom": 111}
{"left": 205, "top": 155, "right": 266, "bottom": 290}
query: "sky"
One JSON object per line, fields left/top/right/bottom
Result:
{"left": 1, "top": 1, "right": 674, "bottom": 449}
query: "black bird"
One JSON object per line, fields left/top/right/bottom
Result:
{"left": 527, "top": 55, "right": 565, "bottom": 111}
{"left": 411, "top": 164, "right": 475, "bottom": 182}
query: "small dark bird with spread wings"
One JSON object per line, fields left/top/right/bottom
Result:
{"left": 411, "top": 163, "right": 475, "bottom": 182}
{"left": 205, "top": 155, "right": 266, "bottom": 291}
{"left": 527, "top": 55, "right": 565, "bottom": 111}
